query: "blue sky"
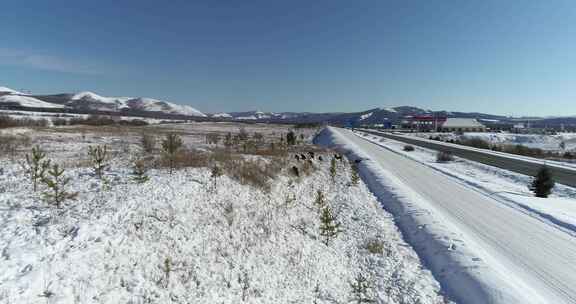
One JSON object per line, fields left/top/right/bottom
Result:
{"left": 1, "top": 0, "right": 575, "bottom": 116}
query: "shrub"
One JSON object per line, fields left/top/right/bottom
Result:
{"left": 24, "top": 145, "right": 51, "bottom": 192}
{"left": 161, "top": 133, "right": 183, "bottom": 174}
{"left": 461, "top": 137, "right": 491, "bottom": 149}
{"left": 224, "top": 159, "right": 279, "bottom": 192}
{"left": 0, "top": 134, "right": 31, "bottom": 157}
{"left": 88, "top": 145, "right": 109, "bottom": 178}
{"left": 364, "top": 239, "right": 384, "bottom": 255}
{"left": 403, "top": 145, "right": 415, "bottom": 152}
{"left": 529, "top": 166, "right": 555, "bottom": 198}
{"left": 42, "top": 163, "right": 77, "bottom": 208}
{"left": 0, "top": 115, "right": 49, "bottom": 128}
{"left": 436, "top": 151, "right": 454, "bottom": 162}
{"left": 141, "top": 133, "right": 156, "bottom": 154}
{"left": 286, "top": 131, "right": 296, "bottom": 146}
{"left": 131, "top": 159, "right": 150, "bottom": 184}
{"left": 238, "top": 127, "right": 249, "bottom": 141}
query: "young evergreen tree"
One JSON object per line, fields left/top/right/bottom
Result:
{"left": 286, "top": 131, "right": 296, "bottom": 146}
{"left": 131, "top": 159, "right": 150, "bottom": 184}
{"left": 210, "top": 164, "right": 223, "bottom": 192}
{"left": 351, "top": 163, "right": 360, "bottom": 186}
{"left": 350, "top": 273, "right": 374, "bottom": 303}
{"left": 42, "top": 163, "right": 77, "bottom": 208}
{"left": 319, "top": 205, "right": 341, "bottom": 246}
{"left": 314, "top": 190, "right": 326, "bottom": 207}
{"left": 24, "top": 145, "right": 51, "bottom": 192}
{"left": 88, "top": 145, "right": 109, "bottom": 178}
{"left": 330, "top": 157, "right": 337, "bottom": 182}
{"left": 161, "top": 133, "right": 183, "bottom": 175}
{"left": 529, "top": 166, "right": 555, "bottom": 198}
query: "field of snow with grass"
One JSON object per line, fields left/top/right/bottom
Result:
{"left": 0, "top": 123, "right": 447, "bottom": 303}
{"left": 413, "top": 131, "right": 576, "bottom": 152}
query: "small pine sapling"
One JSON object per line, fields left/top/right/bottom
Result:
{"left": 314, "top": 190, "right": 326, "bottom": 207}
{"left": 319, "top": 205, "right": 341, "bottom": 246}
{"left": 286, "top": 131, "right": 296, "bottom": 146}
{"left": 42, "top": 163, "right": 77, "bottom": 208}
{"left": 131, "top": 159, "right": 150, "bottom": 184}
{"left": 351, "top": 163, "right": 360, "bottom": 186}
{"left": 210, "top": 164, "right": 222, "bottom": 192}
{"left": 161, "top": 133, "right": 183, "bottom": 174}
{"left": 350, "top": 273, "right": 375, "bottom": 303}
{"left": 24, "top": 145, "right": 51, "bottom": 192}
{"left": 329, "top": 157, "right": 337, "bottom": 182}
{"left": 529, "top": 166, "right": 555, "bottom": 198}
{"left": 88, "top": 145, "right": 109, "bottom": 178}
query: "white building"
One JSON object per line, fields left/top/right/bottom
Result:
{"left": 441, "top": 118, "right": 486, "bottom": 132}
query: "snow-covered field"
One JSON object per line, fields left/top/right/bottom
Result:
{"left": 319, "top": 127, "right": 576, "bottom": 303}
{"left": 413, "top": 131, "right": 576, "bottom": 152}
{"left": 0, "top": 123, "right": 447, "bottom": 303}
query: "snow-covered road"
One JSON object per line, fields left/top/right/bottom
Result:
{"left": 335, "top": 128, "right": 576, "bottom": 303}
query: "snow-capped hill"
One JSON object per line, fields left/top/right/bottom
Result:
{"left": 212, "top": 113, "right": 232, "bottom": 118}
{"left": 125, "top": 97, "right": 206, "bottom": 117}
{"left": 66, "top": 92, "right": 206, "bottom": 116}
{"left": 0, "top": 95, "right": 63, "bottom": 108}
{"left": 0, "top": 86, "right": 23, "bottom": 95}
{"left": 71, "top": 91, "right": 131, "bottom": 104}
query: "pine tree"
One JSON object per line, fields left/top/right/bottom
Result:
{"left": 162, "top": 133, "right": 183, "bottom": 174}
{"left": 88, "top": 145, "right": 109, "bottom": 179}
{"left": 131, "top": 159, "right": 150, "bottom": 184}
{"left": 319, "top": 205, "right": 341, "bottom": 246}
{"left": 210, "top": 164, "right": 222, "bottom": 192}
{"left": 42, "top": 163, "right": 77, "bottom": 208}
{"left": 350, "top": 273, "right": 374, "bottom": 303}
{"left": 351, "top": 163, "right": 359, "bottom": 186}
{"left": 286, "top": 131, "right": 296, "bottom": 146}
{"left": 24, "top": 145, "right": 51, "bottom": 192}
{"left": 529, "top": 166, "right": 555, "bottom": 198}
{"left": 330, "top": 157, "right": 337, "bottom": 182}
{"left": 314, "top": 190, "right": 326, "bottom": 207}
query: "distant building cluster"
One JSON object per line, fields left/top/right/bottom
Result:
{"left": 403, "top": 115, "right": 486, "bottom": 132}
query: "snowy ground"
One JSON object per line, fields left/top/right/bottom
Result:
{"left": 0, "top": 123, "right": 447, "bottom": 303}
{"left": 412, "top": 131, "right": 576, "bottom": 152}
{"left": 319, "top": 127, "right": 576, "bottom": 304}
{"left": 356, "top": 131, "right": 576, "bottom": 233}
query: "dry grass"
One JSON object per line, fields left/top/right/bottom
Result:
{"left": 0, "top": 134, "right": 31, "bottom": 158}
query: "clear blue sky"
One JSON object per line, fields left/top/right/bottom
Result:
{"left": 1, "top": 0, "right": 575, "bottom": 116}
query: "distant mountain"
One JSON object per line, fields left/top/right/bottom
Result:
{"left": 210, "top": 107, "right": 509, "bottom": 125}
{"left": 0, "top": 87, "right": 206, "bottom": 117}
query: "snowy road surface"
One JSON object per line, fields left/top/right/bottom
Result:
{"left": 336, "top": 128, "right": 576, "bottom": 303}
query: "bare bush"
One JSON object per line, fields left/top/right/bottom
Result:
{"left": 403, "top": 145, "right": 415, "bottom": 152}
{"left": 0, "top": 115, "right": 48, "bottom": 128}
{"left": 0, "top": 135, "right": 31, "bottom": 157}
{"left": 436, "top": 151, "right": 454, "bottom": 163}
{"left": 141, "top": 133, "right": 156, "bottom": 154}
